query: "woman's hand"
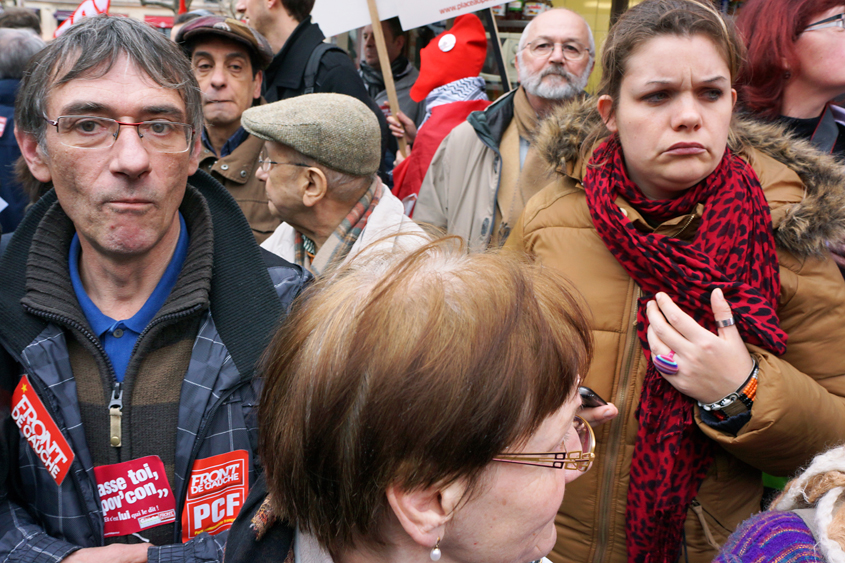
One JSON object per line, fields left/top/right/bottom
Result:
{"left": 387, "top": 111, "right": 417, "bottom": 145}
{"left": 646, "top": 288, "right": 754, "bottom": 404}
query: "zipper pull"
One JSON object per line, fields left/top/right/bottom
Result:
{"left": 108, "top": 382, "right": 123, "bottom": 448}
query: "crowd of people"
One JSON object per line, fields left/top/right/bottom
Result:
{"left": 0, "top": 0, "right": 844, "bottom": 562}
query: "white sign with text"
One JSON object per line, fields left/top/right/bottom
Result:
{"left": 397, "top": 0, "right": 503, "bottom": 31}
{"left": 311, "top": 0, "right": 398, "bottom": 38}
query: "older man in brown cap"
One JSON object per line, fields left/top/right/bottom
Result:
{"left": 176, "top": 16, "right": 280, "bottom": 242}
{"left": 243, "top": 93, "right": 426, "bottom": 275}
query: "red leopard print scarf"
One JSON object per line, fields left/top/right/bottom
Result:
{"left": 583, "top": 136, "right": 788, "bottom": 563}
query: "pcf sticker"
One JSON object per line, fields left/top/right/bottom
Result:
{"left": 11, "top": 375, "right": 75, "bottom": 485}
{"left": 181, "top": 450, "right": 249, "bottom": 542}
{"left": 94, "top": 455, "right": 176, "bottom": 537}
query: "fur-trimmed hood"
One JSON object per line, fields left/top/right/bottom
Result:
{"left": 534, "top": 97, "right": 845, "bottom": 259}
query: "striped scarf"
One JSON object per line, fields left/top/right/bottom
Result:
{"left": 295, "top": 179, "right": 383, "bottom": 276}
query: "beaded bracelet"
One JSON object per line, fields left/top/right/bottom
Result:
{"left": 697, "top": 358, "right": 760, "bottom": 419}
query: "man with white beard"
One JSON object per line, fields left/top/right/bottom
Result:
{"left": 414, "top": 9, "right": 594, "bottom": 250}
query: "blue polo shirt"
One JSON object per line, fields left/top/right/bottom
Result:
{"left": 69, "top": 213, "right": 190, "bottom": 382}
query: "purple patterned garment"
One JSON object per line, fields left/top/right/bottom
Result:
{"left": 715, "top": 511, "right": 824, "bottom": 563}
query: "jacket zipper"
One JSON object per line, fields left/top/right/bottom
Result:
{"left": 22, "top": 303, "right": 205, "bottom": 543}
{"left": 592, "top": 284, "right": 641, "bottom": 563}
{"left": 26, "top": 304, "right": 202, "bottom": 449}
{"left": 590, "top": 216, "right": 696, "bottom": 561}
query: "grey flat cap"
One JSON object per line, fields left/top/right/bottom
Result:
{"left": 241, "top": 93, "right": 381, "bottom": 176}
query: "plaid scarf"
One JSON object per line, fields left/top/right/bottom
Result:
{"left": 583, "top": 136, "right": 788, "bottom": 563}
{"left": 295, "top": 179, "right": 382, "bottom": 276}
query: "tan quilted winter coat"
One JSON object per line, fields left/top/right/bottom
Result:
{"left": 507, "top": 98, "right": 845, "bottom": 563}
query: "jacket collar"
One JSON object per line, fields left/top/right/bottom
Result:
{"left": 535, "top": 96, "right": 845, "bottom": 258}
{"left": 467, "top": 88, "right": 517, "bottom": 152}
{"left": 199, "top": 132, "right": 264, "bottom": 185}
{"left": 264, "top": 16, "right": 325, "bottom": 91}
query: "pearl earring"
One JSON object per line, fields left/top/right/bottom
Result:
{"left": 430, "top": 537, "right": 442, "bottom": 561}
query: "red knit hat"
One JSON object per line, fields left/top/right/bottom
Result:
{"left": 410, "top": 14, "right": 488, "bottom": 102}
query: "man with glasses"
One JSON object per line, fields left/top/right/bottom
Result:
{"left": 0, "top": 15, "right": 308, "bottom": 563}
{"left": 176, "top": 16, "right": 281, "bottom": 243}
{"left": 244, "top": 93, "right": 425, "bottom": 275}
{"left": 415, "top": 9, "right": 595, "bottom": 250}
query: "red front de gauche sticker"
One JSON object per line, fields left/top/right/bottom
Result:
{"left": 11, "top": 375, "right": 75, "bottom": 486}
{"left": 94, "top": 455, "right": 176, "bottom": 537}
{"left": 181, "top": 450, "right": 249, "bottom": 542}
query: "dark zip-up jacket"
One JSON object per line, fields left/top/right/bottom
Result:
{"left": 0, "top": 171, "right": 309, "bottom": 562}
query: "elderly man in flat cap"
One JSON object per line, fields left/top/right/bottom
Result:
{"left": 243, "top": 93, "right": 426, "bottom": 275}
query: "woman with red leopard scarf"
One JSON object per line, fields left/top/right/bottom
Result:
{"left": 506, "top": 1, "right": 845, "bottom": 562}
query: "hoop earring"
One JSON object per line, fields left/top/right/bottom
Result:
{"left": 430, "top": 537, "right": 442, "bottom": 561}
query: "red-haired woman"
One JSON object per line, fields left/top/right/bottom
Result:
{"left": 736, "top": 0, "right": 845, "bottom": 157}
{"left": 736, "top": 0, "right": 845, "bottom": 274}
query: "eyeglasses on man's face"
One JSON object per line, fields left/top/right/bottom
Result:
{"left": 43, "top": 116, "right": 194, "bottom": 153}
{"left": 258, "top": 149, "right": 311, "bottom": 172}
{"left": 493, "top": 414, "right": 596, "bottom": 472}
{"left": 804, "top": 12, "right": 845, "bottom": 32}
{"left": 522, "top": 39, "right": 590, "bottom": 62}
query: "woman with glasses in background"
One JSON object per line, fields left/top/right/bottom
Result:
{"left": 222, "top": 237, "right": 598, "bottom": 563}
{"left": 736, "top": 0, "right": 845, "bottom": 159}
{"left": 736, "top": 0, "right": 845, "bottom": 275}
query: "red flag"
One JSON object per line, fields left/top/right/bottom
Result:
{"left": 54, "top": 0, "right": 110, "bottom": 38}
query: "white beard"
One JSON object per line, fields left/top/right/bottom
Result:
{"left": 518, "top": 57, "right": 588, "bottom": 100}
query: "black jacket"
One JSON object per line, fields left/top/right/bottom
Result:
{"left": 262, "top": 17, "right": 391, "bottom": 166}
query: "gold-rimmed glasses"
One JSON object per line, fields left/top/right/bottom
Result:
{"left": 493, "top": 414, "right": 595, "bottom": 472}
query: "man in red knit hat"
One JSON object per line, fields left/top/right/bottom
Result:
{"left": 389, "top": 14, "right": 490, "bottom": 215}
{"left": 414, "top": 9, "right": 594, "bottom": 250}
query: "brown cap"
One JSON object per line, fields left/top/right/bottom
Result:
{"left": 241, "top": 93, "right": 381, "bottom": 177}
{"left": 175, "top": 16, "right": 274, "bottom": 71}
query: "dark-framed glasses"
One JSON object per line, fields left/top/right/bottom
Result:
{"left": 523, "top": 39, "right": 590, "bottom": 62}
{"left": 44, "top": 116, "right": 194, "bottom": 153}
{"left": 258, "top": 149, "right": 310, "bottom": 172}
{"left": 493, "top": 414, "right": 595, "bottom": 472}
{"left": 804, "top": 12, "right": 845, "bottom": 32}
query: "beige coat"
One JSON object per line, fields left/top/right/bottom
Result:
{"left": 199, "top": 133, "right": 280, "bottom": 244}
{"left": 415, "top": 91, "right": 516, "bottom": 250}
{"left": 507, "top": 98, "right": 845, "bottom": 563}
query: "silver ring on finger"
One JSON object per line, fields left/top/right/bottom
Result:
{"left": 715, "top": 317, "right": 736, "bottom": 328}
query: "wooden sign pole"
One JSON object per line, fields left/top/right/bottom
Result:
{"left": 482, "top": 8, "right": 511, "bottom": 93}
{"left": 365, "top": 0, "right": 408, "bottom": 157}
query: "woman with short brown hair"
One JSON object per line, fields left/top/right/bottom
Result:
{"left": 224, "top": 237, "right": 596, "bottom": 563}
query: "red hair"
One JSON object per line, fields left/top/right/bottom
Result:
{"left": 736, "top": 0, "right": 843, "bottom": 120}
